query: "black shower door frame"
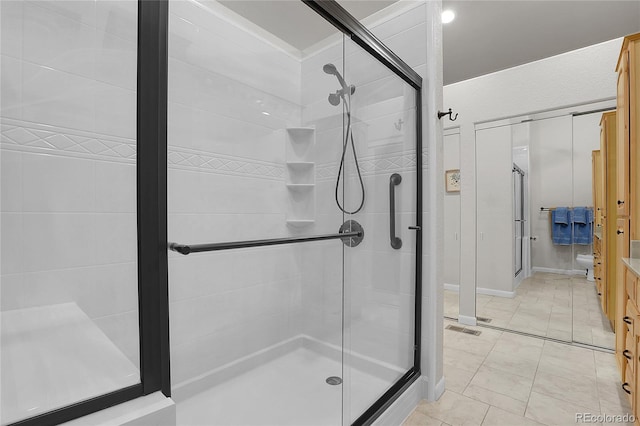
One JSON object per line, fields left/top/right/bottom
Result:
{"left": 10, "top": 1, "right": 422, "bottom": 425}
{"left": 301, "top": 3, "right": 423, "bottom": 425}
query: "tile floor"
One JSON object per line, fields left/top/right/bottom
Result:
{"left": 444, "top": 272, "right": 614, "bottom": 348}
{"left": 403, "top": 319, "right": 632, "bottom": 426}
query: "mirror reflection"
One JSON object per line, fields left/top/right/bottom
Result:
{"left": 442, "top": 0, "right": 640, "bottom": 351}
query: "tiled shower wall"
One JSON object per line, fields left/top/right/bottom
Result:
{"left": 0, "top": 0, "right": 140, "bottom": 365}
{"left": 166, "top": 0, "right": 304, "bottom": 386}
{"left": 1, "top": 0, "right": 429, "bottom": 393}
{"left": 167, "top": 0, "right": 429, "bottom": 387}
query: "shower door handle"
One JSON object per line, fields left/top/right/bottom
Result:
{"left": 390, "top": 173, "right": 402, "bottom": 249}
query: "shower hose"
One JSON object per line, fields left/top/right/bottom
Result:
{"left": 335, "top": 99, "right": 366, "bottom": 215}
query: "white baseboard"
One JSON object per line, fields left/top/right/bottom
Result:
{"left": 531, "top": 266, "right": 585, "bottom": 276}
{"left": 443, "top": 283, "right": 459, "bottom": 292}
{"left": 476, "top": 287, "right": 516, "bottom": 298}
{"left": 431, "top": 376, "right": 445, "bottom": 401}
{"left": 458, "top": 315, "right": 477, "bottom": 326}
{"left": 445, "top": 283, "right": 516, "bottom": 298}
{"left": 374, "top": 379, "right": 422, "bottom": 426}
{"left": 419, "top": 375, "right": 445, "bottom": 402}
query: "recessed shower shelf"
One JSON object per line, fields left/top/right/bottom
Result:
{"left": 286, "top": 184, "right": 315, "bottom": 191}
{"left": 285, "top": 127, "right": 316, "bottom": 225}
{"left": 286, "top": 127, "right": 316, "bottom": 133}
{"left": 286, "top": 162, "right": 315, "bottom": 185}
{"left": 286, "top": 128, "right": 315, "bottom": 163}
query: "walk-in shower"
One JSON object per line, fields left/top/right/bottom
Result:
{"left": 0, "top": 1, "right": 423, "bottom": 425}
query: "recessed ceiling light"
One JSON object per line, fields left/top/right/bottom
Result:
{"left": 442, "top": 9, "right": 455, "bottom": 24}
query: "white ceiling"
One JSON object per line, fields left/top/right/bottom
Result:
{"left": 215, "top": 0, "right": 640, "bottom": 85}
{"left": 217, "top": 0, "right": 396, "bottom": 51}
{"left": 443, "top": 0, "right": 640, "bottom": 85}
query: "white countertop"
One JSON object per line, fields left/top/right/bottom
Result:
{"left": 1, "top": 303, "right": 140, "bottom": 424}
{"left": 622, "top": 258, "right": 640, "bottom": 277}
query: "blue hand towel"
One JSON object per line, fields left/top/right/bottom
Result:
{"left": 554, "top": 207, "right": 570, "bottom": 225}
{"left": 551, "top": 207, "right": 572, "bottom": 246}
{"left": 573, "top": 207, "right": 593, "bottom": 245}
{"left": 552, "top": 208, "right": 572, "bottom": 245}
{"left": 573, "top": 207, "right": 588, "bottom": 224}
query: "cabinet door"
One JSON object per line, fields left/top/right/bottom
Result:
{"left": 619, "top": 264, "right": 631, "bottom": 380}
{"left": 617, "top": 50, "right": 630, "bottom": 217}
{"left": 619, "top": 218, "right": 631, "bottom": 260}
{"left": 625, "top": 362, "right": 635, "bottom": 407}
{"left": 593, "top": 150, "right": 603, "bottom": 225}
{"left": 636, "top": 336, "right": 640, "bottom": 415}
{"left": 617, "top": 219, "right": 631, "bottom": 379}
{"left": 631, "top": 40, "right": 640, "bottom": 240}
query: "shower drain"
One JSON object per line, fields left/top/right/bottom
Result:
{"left": 326, "top": 376, "right": 342, "bottom": 385}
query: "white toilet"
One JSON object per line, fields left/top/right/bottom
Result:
{"left": 576, "top": 254, "right": 595, "bottom": 282}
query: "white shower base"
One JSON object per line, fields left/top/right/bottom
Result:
{"left": 175, "top": 345, "right": 396, "bottom": 425}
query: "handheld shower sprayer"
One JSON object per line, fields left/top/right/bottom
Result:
{"left": 323, "top": 63, "right": 355, "bottom": 106}
{"left": 322, "top": 63, "right": 365, "bottom": 215}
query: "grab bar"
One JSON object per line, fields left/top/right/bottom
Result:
{"left": 169, "top": 231, "right": 362, "bottom": 255}
{"left": 389, "top": 173, "right": 402, "bottom": 249}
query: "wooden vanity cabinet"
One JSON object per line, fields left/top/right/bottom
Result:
{"left": 616, "top": 34, "right": 640, "bottom": 423}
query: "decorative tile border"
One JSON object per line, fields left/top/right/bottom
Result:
{"left": 1, "top": 118, "right": 285, "bottom": 180}
{"left": 168, "top": 147, "right": 284, "bottom": 180}
{"left": 1, "top": 118, "right": 137, "bottom": 163}
{"left": 1, "top": 119, "right": 425, "bottom": 182}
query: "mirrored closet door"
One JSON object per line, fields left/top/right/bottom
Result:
{"left": 473, "top": 103, "right": 615, "bottom": 349}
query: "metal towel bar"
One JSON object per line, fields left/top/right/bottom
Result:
{"left": 169, "top": 231, "right": 362, "bottom": 255}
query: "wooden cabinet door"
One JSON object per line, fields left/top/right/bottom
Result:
{"left": 619, "top": 218, "right": 631, "bottom": 261}
{"left": 631, "top": 40, "right": 640, "bottom": 240}
{"left": 617, "top": 50, "right": 630, "bottom": 217}
{"left": 617, "top": 219, "right": 631, "bottom": 379}
{"left": 593, "top": 150, "right": 603, "bottom": 226}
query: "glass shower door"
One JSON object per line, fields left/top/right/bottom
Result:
{"left": 166, "top": 2, "right": 420, "bottom": 425}
{"left": 341, "top": 38, "right": 418, "bottom": 424}
{"left": 167, "top": 3, "right": 352, "bottom": 424}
